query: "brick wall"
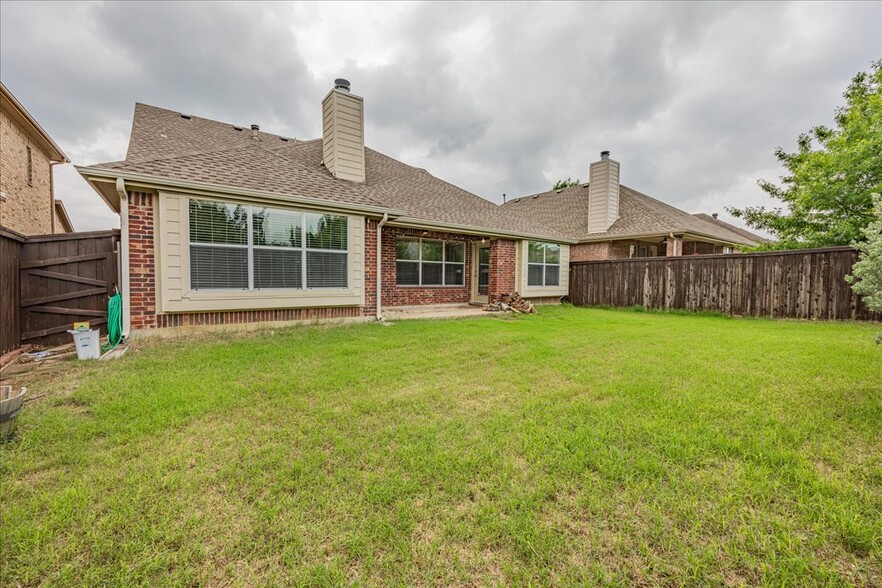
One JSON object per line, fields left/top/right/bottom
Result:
{"left": 0, "top": 109, "right": 54, "bottom": 235}
{"left": 155, "top": 307, "right": 361, "bottom": 328}
{"left": 128, "top": 192, "right": 158, "bottom": 329}
{"left": 377, "top": 225, "right": 478, "bottom": 309}
{"left": 488, "top": 239, "right": 516, "bottom": 302}
{"left": 571, "top": 242, "right": 609, "bottom": 262}
{"left": 364, "top": 219, "right": 378, "bottom": 316}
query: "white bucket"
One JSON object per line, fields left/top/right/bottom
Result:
{"left": 68, "top": 329, "right": 101, "bottom": 360}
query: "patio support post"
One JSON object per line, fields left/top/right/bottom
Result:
{"left": 667, "top": 234, "right": 683, "bottom": 257}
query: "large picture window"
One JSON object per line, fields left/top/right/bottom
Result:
{"left": 189, "top": 198, "right": 348, "bottom": 290}
{"left": 396, "top": 238, "right": 465, "bottom": 286}
{"left": 527, "top": 241, "right": 560, "bottom": 287}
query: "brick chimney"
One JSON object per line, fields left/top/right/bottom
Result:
{"left": 321, "top": 78, "right": 365, "bottom": 183}
{"left": 587, "top": 150, "right": 620, "bottom": 233}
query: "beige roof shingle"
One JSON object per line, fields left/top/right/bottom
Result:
{"left": 503, "top": 183, "right": 764, "bottom": 246}
{"left": 85, "top": 103, "right": 572, "bottom": 242}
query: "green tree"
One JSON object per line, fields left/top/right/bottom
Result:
{"left": 552, "top": 178, "right": 581, "bottom": 190}
{"left": 728, "top": 60, "right": 882, "bottom": 249}
{"left": 845, "top": 193, "right": 882, "bottom": 343}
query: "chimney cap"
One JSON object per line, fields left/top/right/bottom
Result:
{"left": 334, "top": 78, "right": 351, "bottom": 92}
{"left": 600, "top": 150, "right": 610, "bottom": 160}
{"left": 250, "top": 124, "right": 260, "bottom": 131}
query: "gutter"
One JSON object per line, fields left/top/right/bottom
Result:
{"left": 115, "top": 178, "right": 131, "bottom": 339}
{"left": 376, "top": 213, "right": 389, "bottom": 321}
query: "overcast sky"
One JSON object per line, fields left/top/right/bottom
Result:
{"left": 1, "top": 1, "right": 880, "bottom": 232}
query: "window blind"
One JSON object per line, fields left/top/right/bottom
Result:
{"left": 189, "top": 199, "right": 348, "bottom": 291}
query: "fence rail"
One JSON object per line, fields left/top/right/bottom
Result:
{"left": 568, "top": 246, "right": 880, "bottom": 321}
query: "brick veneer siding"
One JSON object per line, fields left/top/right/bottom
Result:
{"left": 128, "top": 192, "right": 157, "bottom": 329}
{"left": 364, "top": 219, "right": 379, "bottom": 316}
{"left": 0, "top": 109, "right": 54, "bottom": 235}
{"left": 571, "top": 242, "right": 610, "bottom": 262}
{"left": 488, "top": 239, "right": 516, "bottom": 302}
{"left": 378, "top": 225, "right": 479, "bottom": 310}
{"left": 155, "top": 307, "right": 361, "bottom": 328}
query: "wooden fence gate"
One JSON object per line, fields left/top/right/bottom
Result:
{"left": 6, "top": 230, "right": 120, "bottom": 350}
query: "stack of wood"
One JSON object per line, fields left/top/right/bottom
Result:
{"left": 482, "top": 292, "right": 537, "bottom": 314}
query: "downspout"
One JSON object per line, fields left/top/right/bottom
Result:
{"left": 376, "top": 213, "right": 389, "bottom": 321}
{"left": 115, "top": 178, "right": 131, "bottom": 338}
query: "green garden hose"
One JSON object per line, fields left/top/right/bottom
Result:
{"left": 102, "top": 293, "right": 123, "bottom": 353}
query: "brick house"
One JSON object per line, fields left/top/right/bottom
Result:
{"left": 503, "top": 151, "right": 766, "bottom": 261}
{"left": 78, "top": 80, "right": 574, "bottom": 336}
{"left": 0, "top": 82, "right": 73, "bottom": 234}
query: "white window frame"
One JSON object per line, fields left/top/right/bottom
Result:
{"left": 395, "top": 237, "right": 466, "bottom": 287}
{"left": 527, "top": 241, "right": 561, "bottom": 287}
{"left": 188, "top": 198, "right": 348, "bottom": 291}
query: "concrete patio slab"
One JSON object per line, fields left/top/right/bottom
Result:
{"left": 383, "top": 304, "right": 487, "bottom": 321}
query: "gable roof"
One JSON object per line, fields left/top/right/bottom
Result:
{"left": 0, "top": 82, "right": 68, "bottom": 163}
{"left": 503, "top": 183, "right": 764, "bottom": 246}
{"left": 78, "top": 103, "right": 573, "bottom": 243}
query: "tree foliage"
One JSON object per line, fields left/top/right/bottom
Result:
{"left": 552, "top": 178, "right": 581, "bottom": 190}
{"left": 845, "top": 193, "right": 882, "bottom": 343}
{"left": 728, "top": 61, "right": 882, "bottom": 249}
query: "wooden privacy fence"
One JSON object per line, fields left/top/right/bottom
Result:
{"left": 568, "top": 246, "right": 880, "bottom": 321}
{"left": 0, "top": 228, "right": 23, "bottom": 355}
{"left": 0, "top": 228, "right": 120, "bottom": 354}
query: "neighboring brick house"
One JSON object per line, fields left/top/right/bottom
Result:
{"left": 0, "top": 82, "right": 74, "bottom": 234}
{"left": 503, "top": 152, "right": 766, "bottom": 261}
{"left": 78, "top": 80, "right": 574, "bottom": 336}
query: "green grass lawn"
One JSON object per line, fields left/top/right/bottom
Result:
{"left": 1, "top": 306, "right": 880, "bottom": 587}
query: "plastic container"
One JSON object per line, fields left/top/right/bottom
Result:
{"left": 68, "top": 329, "right": 101, "bottom": 360}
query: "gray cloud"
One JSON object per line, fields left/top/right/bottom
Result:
{"left": 1, "top": 1, "right": 879, "bottom": 232}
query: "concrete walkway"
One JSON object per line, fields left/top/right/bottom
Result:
{"left": 383, "top": 304, "right": 487, "bottom": 321}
